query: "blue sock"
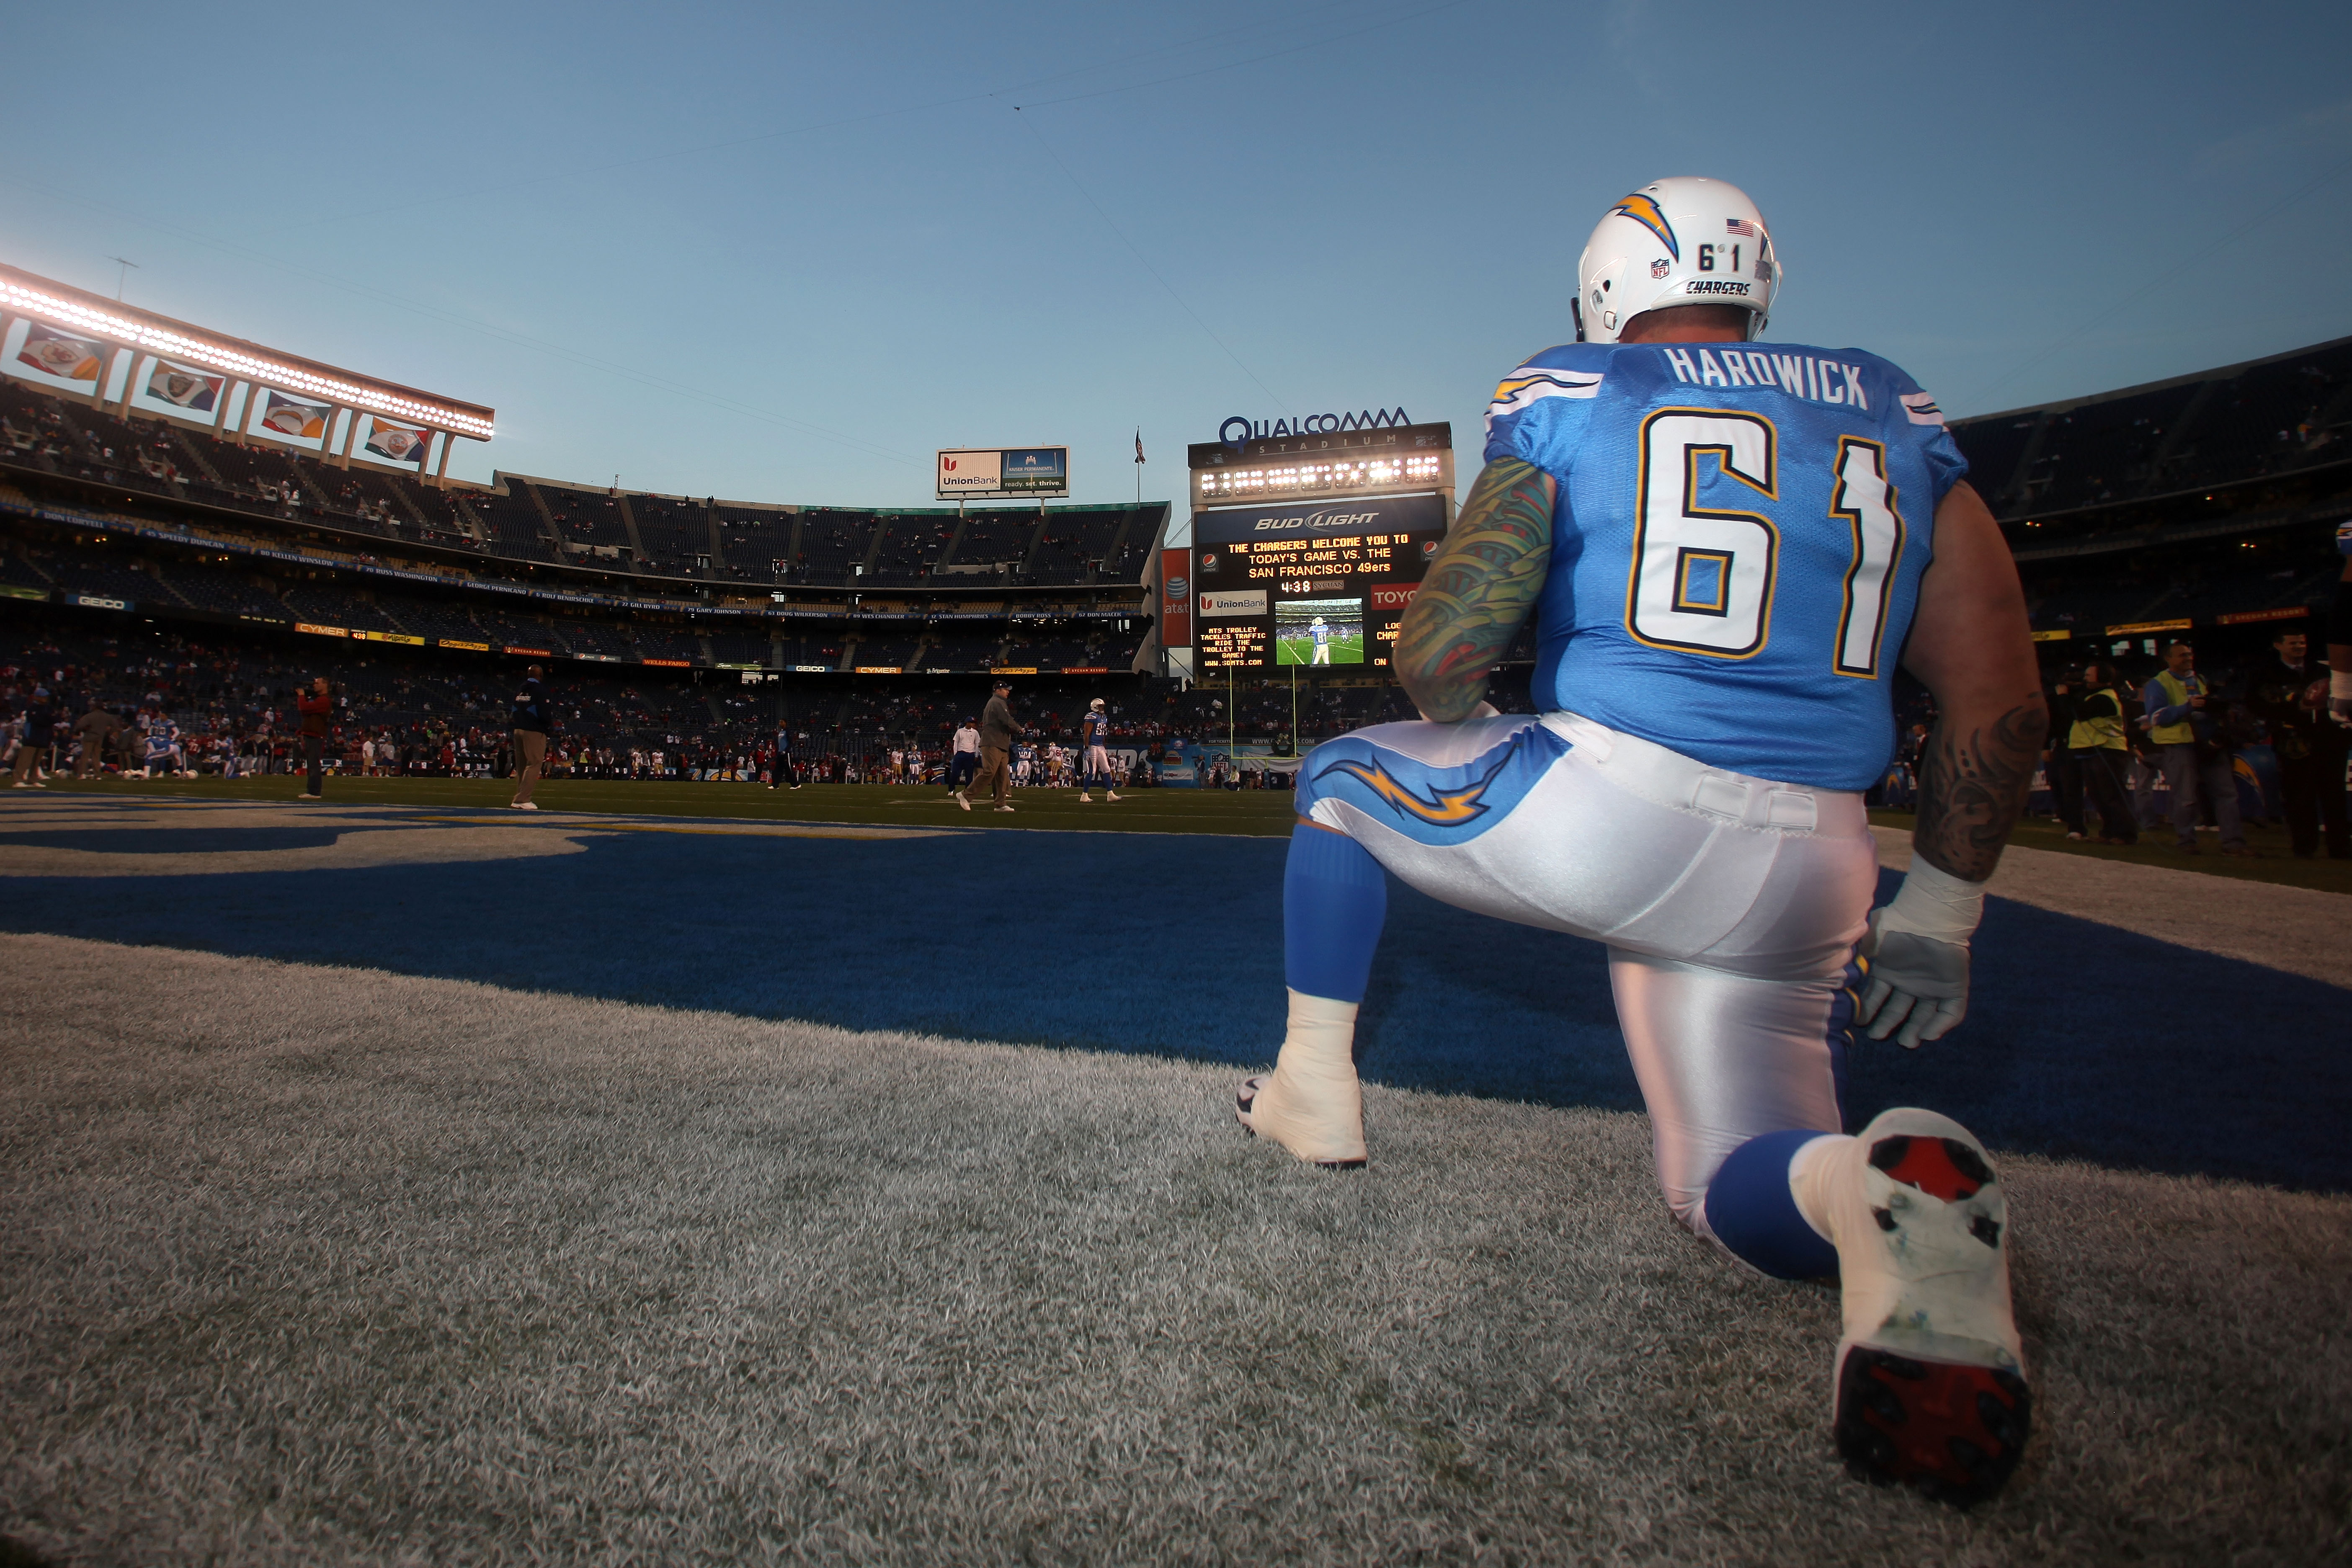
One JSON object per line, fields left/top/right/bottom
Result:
{"left": 1704, "top": 1129, "right": 1840, "bottom": 1280}
{"left": 1282, "top": 821, "right": 1387, "bottom": 1003}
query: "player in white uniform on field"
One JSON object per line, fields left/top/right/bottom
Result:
{"left": 1078, "top": 697, "right": 1121, "bottom": 802}
{"left": 1309, "top": 616, "right": 1332, "bottom": 665}
{"left": 1235, "top": 178, "right": 2046, "bottom": 1505}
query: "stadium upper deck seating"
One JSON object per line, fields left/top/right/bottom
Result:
{"left": 1954, "top": 335, "right": 2352, "bottom": 521}
{"left": 1952, "top": 336, "right": 2352, "bottom": 643}
{"left": 629, "top": 495, "right": 711, "bottom": 577}
{"left": 867, "top": 516, "right": 955, "bottom": 587}
{"left": 1029, "top": 510, "right": 1128, "bottom": 585}
{"left": 472, "top": 486, "right": 557, "bottom": 563}
{"left": 793, "top": 510, "right": 875, "bottom": 585}
{"left": 948, "top": 512, "right": 1036, "bottom": 573}
{"left": 533, "top": 483, "right": 635, "bottom": 562}
{"left": 0, "top": 377, "right": 1165, "bottom": 604}
{"left": 714, "top": 506, "right": 794, "bottom": 582}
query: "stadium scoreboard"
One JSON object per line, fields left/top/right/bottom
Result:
{"left": 1184, "top": 420, "right": 1453, "bottom": 671}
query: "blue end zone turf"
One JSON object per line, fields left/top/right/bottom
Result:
{"left": 2, "top": 821, "right": 2344, "bottom": 1193}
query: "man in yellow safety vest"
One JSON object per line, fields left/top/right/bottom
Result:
{"left": 2140, "top": 642, "right": 2251, "bottom": 856}
{"left": 2065, "top": 662, "right": 2137, "bottom": 843}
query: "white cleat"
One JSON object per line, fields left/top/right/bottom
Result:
{"left": 1077, "top": 792, "right": 1093, "bottom": 802}
{"left": 954, "top": 790, "right": 971, "bottom": 811}
{"left": 510, "top": 801, "right": 539, "bottom": 811}
{"left": 1235, "top": 990, "right": 1367, "bottom": 1168}
{"left": 1105, "top": 790, "right": 1121, "bottom": 800}
{"left": 1799, "top": 1108, "right": 2031, "bottom": 1506}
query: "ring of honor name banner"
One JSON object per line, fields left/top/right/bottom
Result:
{"left": 1191, "top": 492, "right": 1445, "bottom": 671}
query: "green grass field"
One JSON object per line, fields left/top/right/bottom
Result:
{"left": 19, "top": 777, "right": 2348, "bottom": 888}
{"left": 27, "top": 775, "right": 1306, "bottom": 836}
{"left": 1274, "top": 631, "right": 1364, "bottom": 665}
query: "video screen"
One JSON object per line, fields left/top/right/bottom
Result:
{"left": 1275, "top": 596, "right": 1364, "bottom": 666}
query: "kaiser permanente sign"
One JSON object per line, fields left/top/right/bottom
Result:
{"left": 936, "top": 446, "right": 1068, "bottom": 501}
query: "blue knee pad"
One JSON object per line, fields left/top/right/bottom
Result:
{"left": 1283, "top": 821, "right": 1387, "bottom": 1003}
{"left": 1704, "top": 1129, "right": 1840, "bottom": 1281}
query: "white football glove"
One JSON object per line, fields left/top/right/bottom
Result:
{"left": 1855, "top": 856, "right": 1986, "bottom": 1049}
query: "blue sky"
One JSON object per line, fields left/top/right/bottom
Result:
{"left": 3, "top": 1, "right": 2346, "bottom": 506}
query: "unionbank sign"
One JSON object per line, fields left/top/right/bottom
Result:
{"left": 937, "top": 446, "right": 1068, "bottom": 500}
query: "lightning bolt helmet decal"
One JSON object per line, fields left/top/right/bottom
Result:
{"left": 1609, "top": 191, "right": 1678, "bottom": 261}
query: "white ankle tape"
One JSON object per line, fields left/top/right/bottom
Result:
{"left": 1787, "top": 1132, "right": 1850, "bottom": 1242}
{"left": 1282, "top": 990, "right": 1359, "bottom": 1070}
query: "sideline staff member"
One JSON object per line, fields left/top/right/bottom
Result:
{"left": 956, "top": 680, "right": 1021, "bottom": 812}
{"left": 296, "top": 676, "right": 333, "bottom": 799}
{"left": 2064, "top": 662, "right": 2137, "bottom": 844}
{"left": 510, "top": 663, "right": 549, "bottom": 810}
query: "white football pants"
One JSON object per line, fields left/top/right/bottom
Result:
{"left": 1297, "top": 710, "right": 1878, "bottom": 1224}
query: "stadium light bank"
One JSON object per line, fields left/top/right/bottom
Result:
{"left": 0, "top": 262, "right": 495, "bottom": 480}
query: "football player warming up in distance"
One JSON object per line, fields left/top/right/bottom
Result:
{"left": 1078, "top": 697, "right": 1121, "bottom": 802}
{"left": 1235, "top": 178, "right": 2045, "bottom": 1505}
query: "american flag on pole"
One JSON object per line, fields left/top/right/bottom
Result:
{"left": 1725, "top": 218, "right": 1761, "bottom": 237}
{"left": 1135, "top": 431, "right": 1145, "bottom": 464}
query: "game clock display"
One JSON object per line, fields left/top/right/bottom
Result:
{"left": 1191, "top": 493, "right": 1446, "bottom": 672}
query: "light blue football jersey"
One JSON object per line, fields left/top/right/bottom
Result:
{"left": 1482, "top": 341, "right": 1969, "bottom": 789}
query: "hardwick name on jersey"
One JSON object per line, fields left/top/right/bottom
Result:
{"left": 1483, "top": 342, "right": 1968, "bottom": 790}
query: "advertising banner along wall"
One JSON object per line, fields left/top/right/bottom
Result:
{"left": 16, "top": 324, "right": 104, "bottom": 387}
{"left": 1158, "top": 547, "right": 1191, "bottom": 646}
{"left": 363, "top": 418, "right": 430, "bottom": 465}
{"left": 937, "top": 446, "right": 1068, "bottom": 500}
{"left": 257, "top": 391, "right": 332, "bottom": 442}
{"left": 143, "top": 361, "right": 223, "bottom": 414}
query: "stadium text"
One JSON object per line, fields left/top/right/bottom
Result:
{"left": 1220, "top": 408, "right": 1410, "bottom": 449}
{"left": 1253, "top": 511, "right": 1381, "bottom": 533}
{"left": 1663, "top": 348, "right": 1869, "bottom": 407}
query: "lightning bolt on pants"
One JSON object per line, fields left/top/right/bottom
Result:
{"left": 1286, "top": 710, "right": 1876, "bottom": 1234}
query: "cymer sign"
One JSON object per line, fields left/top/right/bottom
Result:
{"left": 937, "top": 446, "right": 1068, "bottom": 501}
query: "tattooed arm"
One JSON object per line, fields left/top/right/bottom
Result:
{"left": 1898, "top": 480, "right": 2045, "bottom": 882}
{"left": 1393, "top": 457, "right": 1558, "bottom": 722}
{"left": 1852, "top": 481, "right": 2042, "bottom": 1046}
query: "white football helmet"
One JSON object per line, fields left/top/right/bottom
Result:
{"left": 1576, "top": 176, "right": 1779, "bottom": 344}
